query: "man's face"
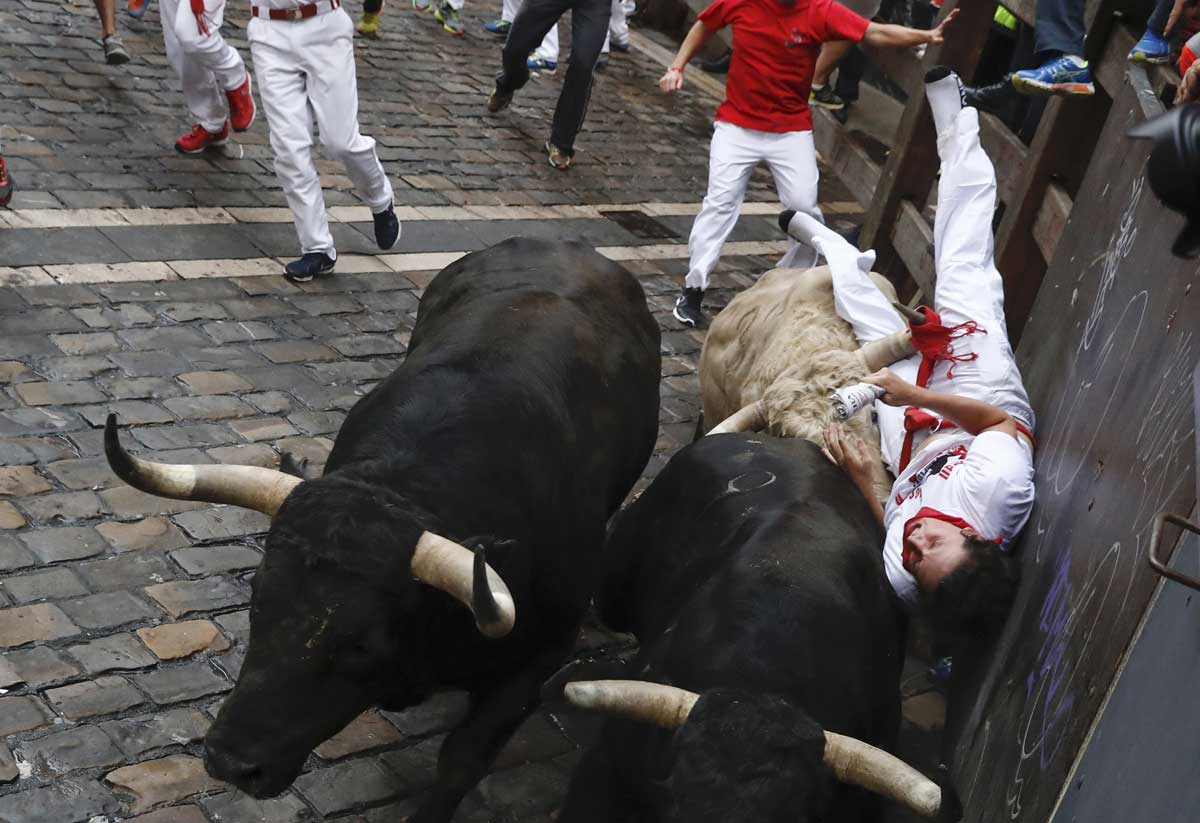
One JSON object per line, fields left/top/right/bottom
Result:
{"left": 903, "top": 518, "right": 970, "bottom": 591}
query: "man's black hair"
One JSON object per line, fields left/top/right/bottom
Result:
{"left": 921, "top": 534, "right": 1019, "bottom": 640}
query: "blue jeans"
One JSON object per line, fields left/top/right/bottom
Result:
{"left": 1034, "top": 0, "right": 1087, "bottom": 57}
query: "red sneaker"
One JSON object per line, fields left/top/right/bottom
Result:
{"left": 226, "top": 74, "right": 255, "bottom": 132}
{"left": 175, "top": 122, "right": 229, "bottom": 155}
{"left": 0, "top": 157, "right": 13, "bottom": 208}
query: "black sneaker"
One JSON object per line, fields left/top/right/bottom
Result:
{"left": 809, "top": 83, "right": 845, "bottom": 111}
{"left": 487, "top": 82, "right": 513, "bottom": 113}
{"left": 672, "top": 287, "right": 706, "bottom": 328}
{"left": 373, "top": 203, "right": 400, "bottom": 250}
{"left": 284, "top": 252, "right": 336, "bottom": 283}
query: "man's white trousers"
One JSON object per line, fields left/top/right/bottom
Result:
{"left": 248, "top": 8, "right": 393, "bottom": 257}
{"left": 809, "top": 107, "right": 1035, "bottom": 474}
{"left": 686, "top": 121, "right": 823, "bottom": 291}
{"left": 602, "top": 0, "right": 633, "bottom": 53}
{"left": 161, "top": 0, "right": 246, "bottom": 133}
{"left": 501, "top": 0, "right": 558, "bottom": 62}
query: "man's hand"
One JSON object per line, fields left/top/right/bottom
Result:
{"left": 928, "top": 7, "right": 958, "bottom": 44}
{"left": 824, "top": 423, "right": 874, "bottom": 487}
{"left": 863, "top": 368, "right": 921, "bottom": 407}
{"left": 1177, "top": 62, "right": 1200, "bottom": 104}
{"left": 1167, "top": 0, "right": 1188, "bottom": 35}
{"left": 659, "top": 67, "right": 685, "bottom": 93}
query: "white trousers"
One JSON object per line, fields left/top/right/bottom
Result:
{"left": 809, "top": 107, "right": 1034, "bottom": 474}
{"left": 601, "top": 0, "right": 633, "bottom": 53}
{"left": 161, "top": 0, "right": 246, "bottom": 133}
{"left": 248, "top": 8, "right": 394, "bottom": 257}
{"left": 685, "top": 121, "right": 823, "bottom": 291}
{"left": 501, "top": 0, "right": 558, "bottom": 62}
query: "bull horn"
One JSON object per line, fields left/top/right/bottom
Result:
{"left": 857, "top": 328, "right": 916, "bottom": 373}
{"left": 105, "top": 413, "right": 302, "bottom": 517}
{"left": 892, "top": 301, "right": 926, "bottom": 326}
{"left": 707, "top": 400, "right": 766, "bottom": 436}
{"left": 410, "top": 532, "right": 516, "bottom": 638}
{"left": 564, "top": 679, "right": 942, "bottom": 819}
{"left": 563, "top": 679, "right": 699, "bottom": 729}
{"left": 823, "top": 731, "right": 942, "bottom": 818}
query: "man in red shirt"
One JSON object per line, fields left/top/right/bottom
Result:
{"left": 661, "top": 0, "right": 958, "bottom": 327}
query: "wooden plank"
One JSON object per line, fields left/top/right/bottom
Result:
{"left": 812, "top": 108, "right": 882, "bottom": 209}
{"left": 979, "top": 111, "right": 1028, "bottom": 208}
{"left": 947, "top": 73, "right": 1198, "bottom": 823}
{"left": 1031, "top": 182, "right": 1072, "bottom": 263}
{"left": 890, "top": 200, "right": 936, "bottom": 298}
{"left": 859, "top": 0, "right": 997, "bottom": 286}
{"left": 993, "top": 89, "right": 1109, "bottom": 344}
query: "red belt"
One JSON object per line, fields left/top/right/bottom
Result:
{"left": 252, "top": 0, "right": 340, "bottom": 20}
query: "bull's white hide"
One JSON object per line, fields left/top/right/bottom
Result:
{"left": 700, "top": 265, "right": 898, "bottom": 502}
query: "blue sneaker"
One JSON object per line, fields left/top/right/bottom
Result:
{"left": 1012, "top": 54, "right": 1094, "bottom": 96}
{"left": 484, "top": 19, "right": 511, "bottom": 36}
{"left": 527, "top": 56, "right": 557, "bottom": 73}
{"left": 1128, "top": 29, "right": 1170, "bottom": 64}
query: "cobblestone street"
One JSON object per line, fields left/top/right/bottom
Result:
{"left": 0, "top": 0, "right": 893, "bottom": 821}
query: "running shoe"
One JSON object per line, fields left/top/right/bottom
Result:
{"left": 487, "top": 82, "right": 513, "bottom": 113}
{"left": 672, "top": 286, "right": 706, "bottom": 328}
{"left": 433, "top": 1, "right": 464, "bottom": 34}
{"left": 412, "top": 0, "right": 431, "bottom": 10}
{"left": 373, "top": 203, "right": 400, "bottom": 250}
{"left": 284, "top": 252, "right": 336, "bottom": 283}
{"left": 175, "top": 122, "right": 229, "bottom": 155}
{"left": 1012, "top": 54, "right": 1094, "bottom": 96}
{"left": 527, "top": 56, "right": 557, "bottom": 72}
{"left": 1128, "top": 29, "right": 1170, "bottom": 64}
{"left": 103, "top": 33, "right": 131, "bottom": 65}
{"left": 809, "top": 83, "right": 846, "bottom": 111}
{"left": 127, "top": 0, "right": 147, "bottom": 18}
{"left": 546, "top": 140, "right": 572, "bottom": 170}
{"left": 484, "top": 19, "right": 511, "bottom": 36}
{"left": 358, "top": 9, "right": 383, "bottom": 35}
{"left": 0, "top": 157, "right": 13, "bottom": 209}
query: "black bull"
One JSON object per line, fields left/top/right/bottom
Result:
{"left": 146, "top": 239, "right": 659, "bottom": 821}
{"left": 557, "top": 433, "right": 906, "bottom": 823}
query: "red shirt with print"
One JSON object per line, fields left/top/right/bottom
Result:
{"left": 698, "top": 0, "right": 870, "bottom": 133}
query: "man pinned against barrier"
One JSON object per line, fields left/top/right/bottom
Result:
{"left": 659, "top": 0, "right": 959, "bottom": 329}
{"left": 161, "top": 0, "right": 256, "bottom": 155}
{"left": 799, "top": 67, "right": 1035, "bottom": 631}
{"left": 247, "top": 0, "right": 400, "bottom": 282}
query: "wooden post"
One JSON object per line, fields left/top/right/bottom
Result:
{"left": 857, "top": 0, "right": 998, "bottom": 285}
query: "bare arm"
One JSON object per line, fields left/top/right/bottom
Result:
{"left": 824, "top": 424, "right": 887, "bottom": 529}
{"left": 864, "top": 369, "right": 1019, "bottom": 438}
{"left": 659, "top": 21, "right": 717, "bottom": 92}
{"left": 861, "top": 8, "right": 957, "bottom": 50}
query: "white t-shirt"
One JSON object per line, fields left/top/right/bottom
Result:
{"left": 883, "top": 430, "right": 1035, "bottom": 608}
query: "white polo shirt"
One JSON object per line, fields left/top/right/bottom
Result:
{"left": 883, "top": 430, "right": 1035, "bottom": 607}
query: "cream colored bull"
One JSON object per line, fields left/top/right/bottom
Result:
{"left": 699, "top": 265, "right": 917, "bottom": 502}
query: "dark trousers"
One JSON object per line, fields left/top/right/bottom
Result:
{"left": 497, "top": 0, "right": 611, "bottom": 155}
{"left": 363, "top": 0, "right": 382, "bottom": 12}
{"left": 1034, "top": 0, "right": 1087, "bottom": 58}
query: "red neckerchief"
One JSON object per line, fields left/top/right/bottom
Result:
{"left": 900, "top": 506, "right": 1001, "bottom": 571}
{"left": 192, "top": 0, "right": 210, "bottom": 35}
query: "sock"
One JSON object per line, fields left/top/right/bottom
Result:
{"left": 924, "top": 66, "right": 963, "bottom": 137}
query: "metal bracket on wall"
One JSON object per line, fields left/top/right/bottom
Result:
{"left": 1148, "top": 512, "right": 1200, "bottom": 592}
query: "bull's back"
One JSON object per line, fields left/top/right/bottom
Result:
{"left": 598, "top": 434, "right": 902, "bottom": 739}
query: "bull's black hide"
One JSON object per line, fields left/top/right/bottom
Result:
{"left": 203, "top": 238, "right": 661, "bottom": 823}
{"left": 560, "top": 433, "right": 905, "bottom": 823}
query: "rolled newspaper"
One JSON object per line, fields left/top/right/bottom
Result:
{"left": 830, "top": 382, "right": 886, "bottom": 420}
